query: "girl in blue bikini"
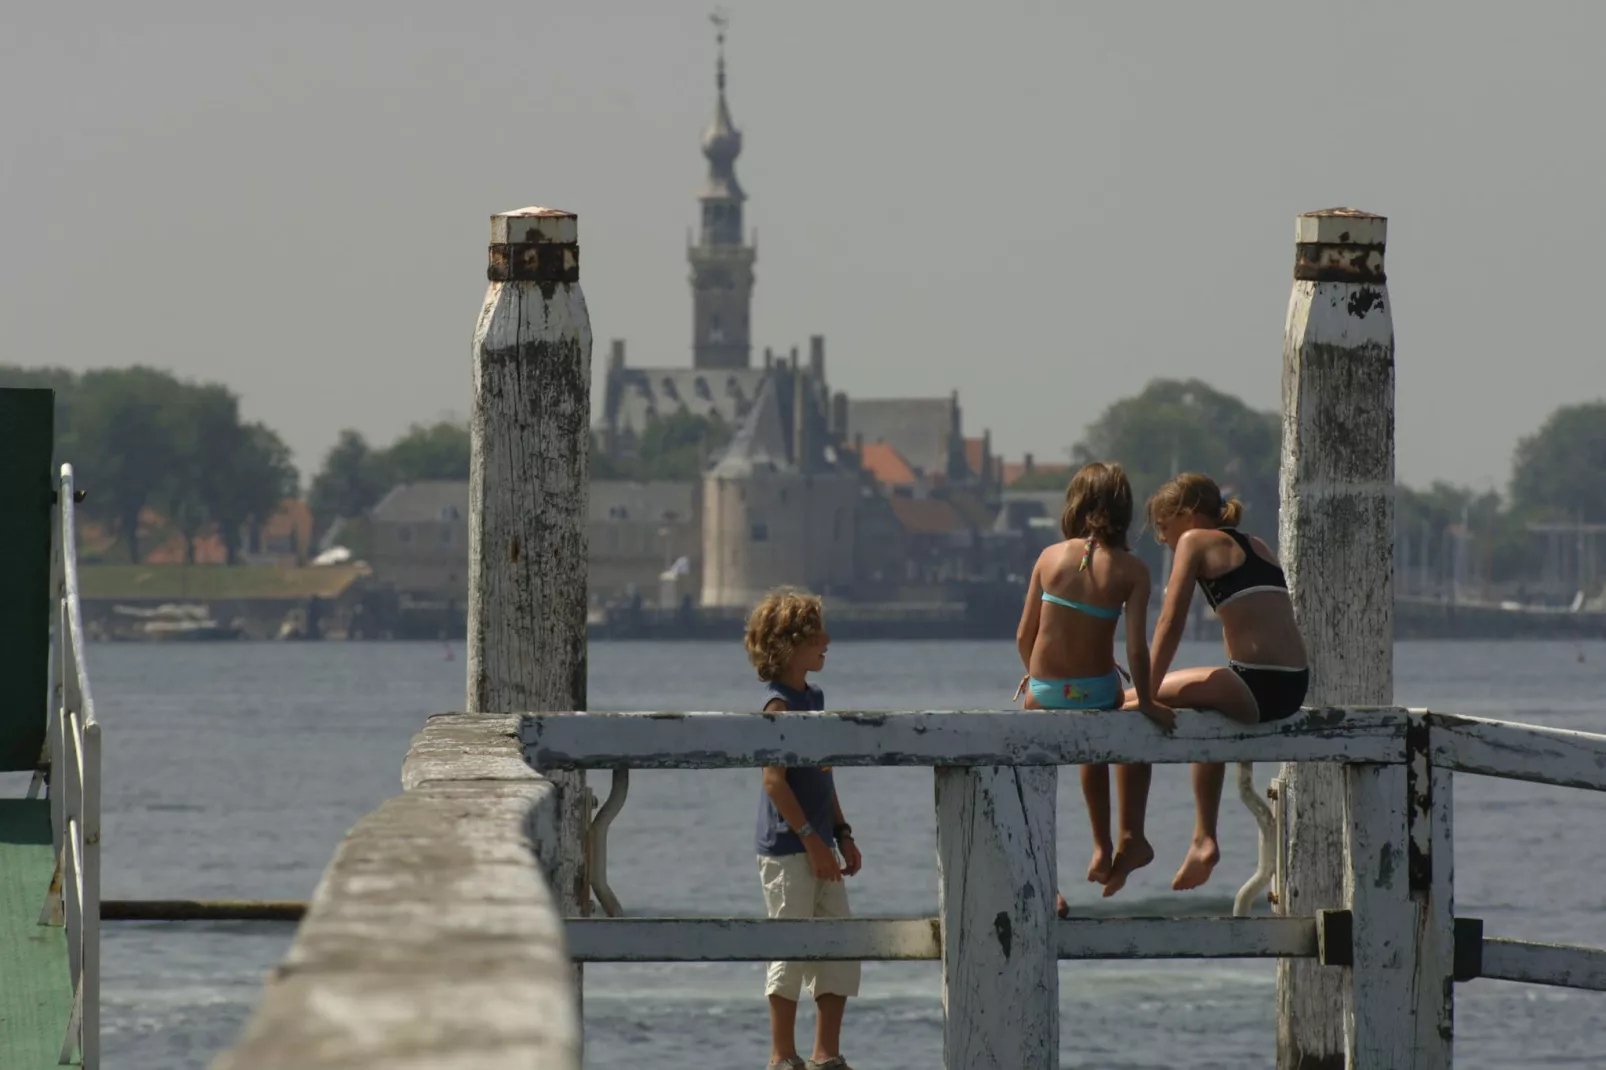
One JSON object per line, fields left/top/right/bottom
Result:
{"left": 1015, "top": 462, "right": 1174, "bottom": 902}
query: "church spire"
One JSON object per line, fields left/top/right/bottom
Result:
{"left": 688, "top": 9, "right": 756, "bottom": 370}
{"left": 701, "top": 10, "right": 744, "bottom": 202}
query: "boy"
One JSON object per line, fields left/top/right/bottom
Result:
{"left": 746, "top": 587, "right": 861, "bottom": 1070}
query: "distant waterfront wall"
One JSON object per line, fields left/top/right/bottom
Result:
{"left": 211, "top": 714, "right": 579, "bottom": 1070}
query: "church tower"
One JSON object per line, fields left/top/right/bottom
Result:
{"left": 688, "top": 14, "right": 756, "bottom": 370}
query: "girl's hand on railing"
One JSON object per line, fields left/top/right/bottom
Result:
{"left": 1140, "top": 701, "right": 1177, "bottom": 736}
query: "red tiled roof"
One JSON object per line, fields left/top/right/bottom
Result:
{"left": 860, "top": 442, "right": 919, "bottom": 488}
{"left": 889, "top": 496, "right": 966, "bottom": 536}
{"left": 1002, "top": 461, "right": 1072, "bottom": 487}
{"left": 963, "top": 437, "right": 986, "bottom": 479}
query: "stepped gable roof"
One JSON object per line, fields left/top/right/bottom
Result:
{"left": 846, "top": 397, "right": 955, "bottom": 478}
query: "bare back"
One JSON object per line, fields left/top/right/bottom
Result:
{"left": 1192, "top": 529, "right": 1307, "bottom": 668}
{"left": 1029, "top": 539, "right": 1145, "bottom": 680}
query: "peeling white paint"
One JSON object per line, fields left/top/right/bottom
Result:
{"left": 937, "top": 767, "right": 1058, "bottom": 1070}
{"left": 522, "top": 707, "right": 1411, "bottom": 770}
{"left": 1277, "top": 208, "right": 1397, "bottom": 1069}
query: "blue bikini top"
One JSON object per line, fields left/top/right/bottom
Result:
{"left": 1040, "top": 591, "right": 1122, "bottom": 620}
{"left": 1040, "top": 535, "right": 1123, "bottom": 620}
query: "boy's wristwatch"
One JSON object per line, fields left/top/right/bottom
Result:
{"left": 797, "top": 822, "right": 817, "bottom": 840}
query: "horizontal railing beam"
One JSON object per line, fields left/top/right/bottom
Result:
{"left": 1057, "top": 916, "right": 1317, "bottom": 959}
{"left": 524, "top": 708, "right": 1411, "bottom": 769}
{"left": 563, "top": 916, "right": 1320, "bottom": 963}
{"left": 1478, "top": 938, "right": 1606, "bottom": 991}
{"left": 1427, "top": 713, "right": 1606, "bottom": 792}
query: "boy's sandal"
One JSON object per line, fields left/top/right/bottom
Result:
{"left": 767, "top": 1058, "right": 807, "bottom": 1070}
{"left": 806, "top": 1059, "right": 853, "bottom": 1070}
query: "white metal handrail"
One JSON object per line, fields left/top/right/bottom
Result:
{"left": 39, "top": 464, "right": 101, "bottom": 1069}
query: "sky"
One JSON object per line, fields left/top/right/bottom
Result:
{"left": 3, "top": 1, "right": 1603, "bottom": 492}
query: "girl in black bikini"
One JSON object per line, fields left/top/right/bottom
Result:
{"left": 1124, "top": 473, "right": 1310, "bottom": 893}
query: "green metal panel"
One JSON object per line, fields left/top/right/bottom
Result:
{"left": 0, "top": 799, "right": 76, "bottom": 1067}
{"left": 0, "top": 389, "right": 54, "bottom": 773}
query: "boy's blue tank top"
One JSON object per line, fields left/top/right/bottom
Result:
{"left": 755, "top": 680, "right": 837, "bottom": 857}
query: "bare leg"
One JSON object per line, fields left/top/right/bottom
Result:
{"left": 813, "top": 994, "right": 847, "bottom": 1062}
{"left": 1080, "top": 763, "right": 1114, "bottom": 884}
{"left": 1175, "top": 762, "right": 1227, "bottom": 890}
{"left": 1102, "top": 763, "right": 1155, "bottom": 896}
{"left": 769, "top": 995, "right": 800, "bottom": 1064}
{"left": 1147, "top": 667, "right": 1260, "bottom": 891}
{"left": 1024, "top": 690, "right": 1097, "bottom": 911}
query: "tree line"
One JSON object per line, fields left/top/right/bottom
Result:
{"left": 0, "top": 365, "right": 297, "bottom": 564}
{"left": 5, "top": 363, "right": 1602, "bottom": 587}
{"left": 1042, "top": 378, "right": 1606, "bottom": 591}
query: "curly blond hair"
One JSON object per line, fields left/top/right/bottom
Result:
{"left": 745, "top": 587, "right": 825, "bottom": 683}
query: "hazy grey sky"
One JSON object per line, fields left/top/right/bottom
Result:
{"left": 5, "top": 2, "right": 1602, "bottom": 491}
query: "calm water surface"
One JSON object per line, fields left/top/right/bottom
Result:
{"left": 13, "top": 639, "right": 1606, "bottom": 1068}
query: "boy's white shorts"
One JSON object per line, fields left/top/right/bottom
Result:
{"left": 757, "top": 853, "right": 862, "bottom": 1001}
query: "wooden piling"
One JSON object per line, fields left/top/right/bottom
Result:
{"left": 1276, "top": 209, "right": 1438, "bottom": 1068}
{"left": 935, "top": 766, "right": 1058, "bottom": 1069}
{"left": 467, "top": 207, "right": 592, "bottom": 1029}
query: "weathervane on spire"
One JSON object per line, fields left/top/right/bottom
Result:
{"left": 710, "top": 8, "right": 729, "bottom": 91}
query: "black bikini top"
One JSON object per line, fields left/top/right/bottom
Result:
{"left": 1195, "top": 528, "right": 1288, "bottom": 610}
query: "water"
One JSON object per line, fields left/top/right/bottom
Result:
{"left": 16, "top": 639, "right": 1606, "bottom": 1068}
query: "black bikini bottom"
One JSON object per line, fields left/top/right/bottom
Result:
{"left": 1229, "top": 662, "right": 1309, "bottom": 722}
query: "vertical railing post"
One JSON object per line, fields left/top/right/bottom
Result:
{"left": 467, "top": 208, "right": 592, "bottom": 1035}
{"left": 1343, "top": 761, "right": 1420, "bottom": 1068}
{"left": 934, "top": 766, "right": 1058, "bottom": 1069}
{"left": 1275, "top": 208, "right": 1408, "bottom": 1067}
{"left": 1415, "top": 758, "right": 1454, "bottom": 1059}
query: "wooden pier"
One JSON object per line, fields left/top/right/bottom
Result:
{"left": 8, "top": 201, "right": 1601, "bottom": 1068}
{"left": 201, "top": 204, "right": 1606, "bottom": 1070}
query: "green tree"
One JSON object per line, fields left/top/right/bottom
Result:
{"left": 309, "top": 430, "right": 389, "bottom": 535}
{"left": 202, "top": 422, "right": 299, "bottom": 565}
{"left": 380, "top": 421, "right": 471, "bottom": 482}
{"left": 632, "top": 411, "right": 733, "bottom": 480}
{"left": 1075, "top": 378, "right": 1281, "bottom": 532}
{"left": 159, "top": 383, "right": 244, "bottom": 563}
{"left": 1510, "top": 400, "right": 1606, "bottom": 522}
{"left": 65, "top": 368, "right": 189, "bottom": 562}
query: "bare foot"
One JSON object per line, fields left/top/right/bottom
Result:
{"left": 1055, "top": 892, "right": 1070, "bottom": 919}
{"left": 1101, "top": 836, "right": 1155, "bottom": 898}
{"left": 1087, "top": 844, "right": 1114, "bottom": 884}
{"left": 1171, "top": 836, "right": 1221, "bottom": 891}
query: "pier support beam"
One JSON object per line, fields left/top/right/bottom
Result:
{"left": 935, "top": 766, "right": 1058, "bottom": 1070}
{"left": 467, "top": 208, "right": 592, "bottom": 1032}
{"left": 1275, "top": 209, "right": 1415, "bottom": 1067}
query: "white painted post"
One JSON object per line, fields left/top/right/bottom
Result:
{"left": 1275, "top": 209, "right": 1400, "bottom": 1068}
{"left": 935, "top": 766, "right": 1058, "bottom": 1070}
{"left": 1415, "top": 764, "right": 1455, "bottom": 1058}
{"left": 467, "top": 208, "right": 593, "bottom": 1023}
{"left": 1343, "top": 762, "right": 1418, "bottom": 1069}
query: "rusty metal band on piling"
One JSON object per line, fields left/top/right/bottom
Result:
{"left": 488, "top": 242, "right": 580, "bottom": 283}
{"left": 1293, "top": 242, "right": 1386, "bottom": 283}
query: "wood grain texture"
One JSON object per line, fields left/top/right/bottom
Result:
{"left": 1277, "top": 209, "right": 1396, "bottom": 1070}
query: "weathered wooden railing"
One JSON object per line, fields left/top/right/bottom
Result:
{"left": 520, "top": 704, "right": 1606, "bottom": 1070}
{"left": 212, "top": 715, "right": 580, "bottom": 1070}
